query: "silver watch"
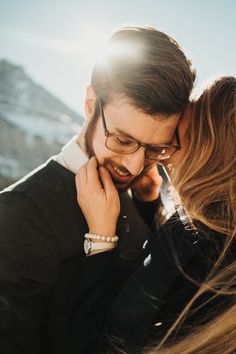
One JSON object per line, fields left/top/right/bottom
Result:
{"left": 84, "top": 238, "right": 115, "bottom": 255}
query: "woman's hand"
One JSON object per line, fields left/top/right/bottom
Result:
{"left": 75, "top": 157, "right": 120, "bottom": 236}
{"left": 132, "top": 165, "right": 163, "bottom": 202}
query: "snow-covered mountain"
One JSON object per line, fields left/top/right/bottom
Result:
{"left": 0, "top": 59, "right": 84, "bottom": 188}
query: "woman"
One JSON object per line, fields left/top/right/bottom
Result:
{"left": 152, "top": 75, "right": 236, "bottom": 354}
{"left": 71, "top": 76, "right": 236, "bottom": 354}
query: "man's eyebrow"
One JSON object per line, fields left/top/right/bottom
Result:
{"left": 114, "top": 127, "right": 173, "bottom": 146}
{"left": 115, "top": 127, "right": 135, "bottom": 139}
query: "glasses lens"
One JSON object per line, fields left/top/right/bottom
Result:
{"left": 106, "top": 135, "right": 177, "bottom": 160}
{"left": 146, "top": 146, "right": 176, "bottom": 160}
{"left": 106, "top": 135, "right": 138, "bottom": 153}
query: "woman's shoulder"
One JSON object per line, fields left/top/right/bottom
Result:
{"left": 144, "top": 211, "right": 232, "bottom": 261}
{"left": 147, "top": 211, "right": 198, "bottom": 241}
{"left": 143, "top": 211, "right": 199, "bottom": 257}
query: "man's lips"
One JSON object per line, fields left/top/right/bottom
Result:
{"left": 106, "top": 164, "right": 134, "bottom": 184}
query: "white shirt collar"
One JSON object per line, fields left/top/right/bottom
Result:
{"left": 55, "top": 135, "right": 88, "bottom": 174}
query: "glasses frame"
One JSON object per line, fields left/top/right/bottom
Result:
{"left": 98, "top": 98, "right": 181, "bottom": 160}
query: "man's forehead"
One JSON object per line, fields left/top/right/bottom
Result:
{"left": 106, "top": 96, "right": 180, "bottom": 120}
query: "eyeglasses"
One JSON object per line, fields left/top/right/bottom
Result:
{"left": 98, "top": 98, "right": 181, "bottom": 161}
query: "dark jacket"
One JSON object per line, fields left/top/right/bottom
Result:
{"left": 0, "top": 159, "right": 152, "bottom": 354}
{"left": 60, "top": 212, "right": 233, "bottom": 354}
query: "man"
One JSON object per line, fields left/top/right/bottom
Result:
{"left": 0, "top": 27, "right": 195, "bottom": 353}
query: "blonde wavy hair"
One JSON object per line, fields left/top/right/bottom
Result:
{"left": 173, "top": 76, "right": 236, "bottom": 236}
{"left": 151, "top": 76, "right": 236, "bottom": 353}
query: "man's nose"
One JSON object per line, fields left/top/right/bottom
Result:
{"left": 122, "top": 148, "right": 146, "bottom": 176}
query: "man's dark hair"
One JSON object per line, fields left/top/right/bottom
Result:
{"left": 91, "top": 26, "right": 196, "bottom": 117}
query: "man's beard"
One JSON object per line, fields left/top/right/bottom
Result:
{"left": 84, "top": 116, "right": 151, "bottom": 191}
{"left": 84, "top": 115, "right": 97, "bottom": 159}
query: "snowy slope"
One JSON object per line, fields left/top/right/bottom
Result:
{"left": 0, "top": 59, "right": 84, "bottom": 184}
{"left": 0, "top": 59, "right": 83, "bottom": 143}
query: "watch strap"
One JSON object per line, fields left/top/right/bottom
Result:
{"left": 84, "top": 238, "right": 116, "bottom": 255}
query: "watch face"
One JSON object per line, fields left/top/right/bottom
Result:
{"left": 84, "top": 238, "right": 91, "bottom": 254}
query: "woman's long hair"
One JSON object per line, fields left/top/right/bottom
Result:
{"left": 172, "top": 76, "right": 236, "bottom": 237}
{"left": 152, "top": 76, "right": 236, "bottom": 354}
{"left": 151, "top": 260, "right": 236, "bottom": 354}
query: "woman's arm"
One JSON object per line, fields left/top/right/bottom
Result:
{"left": 75, "top": 157, "right": 120, "bottom": 254}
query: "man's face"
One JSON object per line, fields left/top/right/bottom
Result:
{"left": 84, "top": 96, "right": 180, "bottom": 190}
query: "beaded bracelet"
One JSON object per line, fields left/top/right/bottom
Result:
{"left": 84, "top": 233, "right": 119, "bottom": 243}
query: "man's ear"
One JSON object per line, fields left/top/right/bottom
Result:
{"left": 84, "top": 85, "right": 97, "bottom": 120}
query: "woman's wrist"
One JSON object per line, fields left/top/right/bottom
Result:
{"left": 85, "top": 233, "right": 118, "bottom": 242}
{"left": 88, "top": 228, "right": 116, "bottom": 241}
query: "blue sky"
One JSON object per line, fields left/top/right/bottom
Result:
{"left": 0, "top": 0, "right": 235, "bottom": 115}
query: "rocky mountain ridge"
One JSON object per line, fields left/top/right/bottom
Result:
{"left": 0, "top": 59, "right": 84, "bottom": 188}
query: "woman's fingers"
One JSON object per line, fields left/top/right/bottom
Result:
{"left": 75, "top": 157, "right": 120, "bottom": 237}
{"left": 132, "top": 165, "right": 162, "bottom": 202}
{"left": 86, "top": 157, "right": 104, "bottom": 191}
{"left": 78, "top": 164, "right": 88, "bottom": 183}
{"left": 99, "top": 166, "right": 117, "bottom": 195}
{"left": 76, "top": 157, "right": 100, "bottom": 190}
{"left": 76, "top": 157, "right": 117, "bottom": 200}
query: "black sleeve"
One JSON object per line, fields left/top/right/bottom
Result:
{"left": 61, "top": 227, "right": 182, "bottom": 354}
{"left": 96, "top": 242, "right": 174, "bottom": 353}
{"left": 0, "top": 192, "right": 58, "bottom": 354}
{"left": 61, "top": 215, "right": 227, "bottom": 354}
{"left": 133, "top": 196, "right": 162, "bottom": 230}
{"left": 96, "top": 224, "right": 225, "bottom": 354}
{"left": 59, "top": 250, "right": 137, "bottom": 354}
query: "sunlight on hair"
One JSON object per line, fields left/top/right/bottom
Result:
{"left": 13, "top": 27, "right": 143, "bottom": 62}
{"left": 95, "top": 38, "right": 145, "bottom": 71}
{"left": 106, "top": 39, "right": 143, "bottom": 60}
